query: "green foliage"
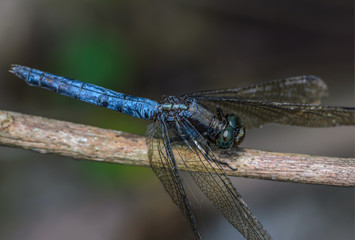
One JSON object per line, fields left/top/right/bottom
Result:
{"left": 53, "top": 28, "right": 132, "bottom": 89}
{"left": 80, "top": 161, "right": 153, "bottom": 189}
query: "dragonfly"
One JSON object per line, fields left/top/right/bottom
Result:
{"left": 10, "top": 64, "right": 355, "bottom": 240}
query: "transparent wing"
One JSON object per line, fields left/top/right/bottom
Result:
{"left": 192, "top": 99, "right": 355, "bottom": 129}
{"left": 179, "top": 75, "right": 354, "bottom": 129}
{"left": 146, "top": 121, "right": 201, "bottom": 239}
{"left": 182, "top": 76, "right": 328, "bottom": 104}
{"left": 172, "top": 117, "right": 272, "bottom": 240}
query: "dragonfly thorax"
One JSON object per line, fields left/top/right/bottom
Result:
{"left": 185, "top": 101, "right": 245, "bottom": 149}
{"left": 158, "top": 96, "right": 245, "bottom": 149}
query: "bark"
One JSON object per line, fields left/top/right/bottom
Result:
{"left": 0, "top": 110, "right": 353, "bottom": 187}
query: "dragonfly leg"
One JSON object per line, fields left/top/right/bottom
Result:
{"left": 204, "top": 147, "right": 238, "bottom": 171}
{"left": 213, "top": 158, "right": 238, "bottom": 171}
{"left": 216, "top": 107, "right": 225, "bottom": 121}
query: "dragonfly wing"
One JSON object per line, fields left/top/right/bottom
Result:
{"left": 192, "top": 98, "right": 355, "bottom": 129}
{"left": 173, "top": 117, "right": 273, "bottom": 240}
{"left": 182, "top": 76, "right": 327, "bottom": 104}
{"left": 146, "top": 122, "right": 201, "bottom": 239}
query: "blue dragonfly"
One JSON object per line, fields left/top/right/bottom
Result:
{"left": 10, "top": 65, "right": 355, "bottom": 240}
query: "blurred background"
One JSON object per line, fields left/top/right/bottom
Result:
{"left": 0, "top": 0, "right": 353, "bottom": 240}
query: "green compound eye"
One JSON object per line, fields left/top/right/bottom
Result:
{"left": 216, "top": 126, "right": 235, "bottom": 149}
{"left": 227, "top": 114, "right": 242, "bottom": 128}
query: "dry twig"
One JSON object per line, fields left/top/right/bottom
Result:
{"left": 0, "top": 110, "right": 353, "bottom": 187}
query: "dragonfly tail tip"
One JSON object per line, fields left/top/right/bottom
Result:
{"left": 9, "top": 64, "right": 20, "bottom": 74}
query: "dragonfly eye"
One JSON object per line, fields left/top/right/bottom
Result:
{"left": 216, "top": 126, "right": 235, "bottom": 149}
{"left": 227, "top": 114, "right": 242, "bottom": 128}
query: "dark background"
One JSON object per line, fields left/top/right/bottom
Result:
{"left": 0, "top": 0, "right": 353, "bottom": 240}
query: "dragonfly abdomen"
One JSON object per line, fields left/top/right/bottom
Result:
{"left": 10, "top": 65, "right": 159, "bottom": 120}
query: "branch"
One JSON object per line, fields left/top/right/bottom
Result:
{"left": 0, "top": 110, "right": 354, "bottom": 187}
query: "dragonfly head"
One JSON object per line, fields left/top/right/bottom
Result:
{"left": 216, "top": 114, "right": 245, "bottom": 149}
